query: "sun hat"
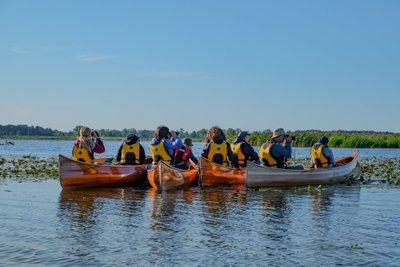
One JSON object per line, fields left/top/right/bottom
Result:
{"left": 238, "top": 131, "right": 250, "bottom": 139}
{"left": 272, "top": 128, "right": 286, "bottom": 138}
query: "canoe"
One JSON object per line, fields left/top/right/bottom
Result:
{"left": 246, "top": 150, "right": 360, "bottom": 187}
{"left": 59, "top": 154, "right": 150, "bottom": 188}
{"left": 147, "top": 161, "right": 199, "bottom": 192}
{"left": 199, "top": 157, "right": 246, "bottom": 187}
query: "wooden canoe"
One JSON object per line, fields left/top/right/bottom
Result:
{"left": 59, "top": 154, "right": 150, "bottom": 188}
{"left": 199, "top": 157, "right": 246, "bottom": 187}
{"left": 147, "top": 161, "right": 199, "bottom": 192}
{"left": 246, "top": 150, "right": 360, "bottom": 187}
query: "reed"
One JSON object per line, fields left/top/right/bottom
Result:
{"left": 240, "top": 131, "right": 400, "bottom": 148}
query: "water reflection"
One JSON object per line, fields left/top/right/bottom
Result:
{"left": 251, "top": 186, "right": 363, "bottom": 247}
{"left": 200, "top": 185, "right": 247, "bottom": 220}
{"left": 147, "top": 188, "right": 197, "bottom": 231}
{"left": 59, "top": 187, "right": 146, "bottom": 223}
{"left": 53, "top": 184, "right": 365, "bottom": 266}
{"left": 57, "top": 187, "right": 146, "bottom": 260}
{"left": 144, "top": 188, "right": 202, "bottom": 263}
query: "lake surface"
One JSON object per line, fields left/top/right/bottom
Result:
{"left": 2, "top": 139, "right": 400, "bottom": 159}
{"left": 1, "top": 140, "right": 399, "bottom": 266}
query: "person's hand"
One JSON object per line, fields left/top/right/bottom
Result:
{"left": 285, "top": 135, "right": 292, "bottom": 142}
{"left": 91, "top": 130, "right": 99, "bottom": 139}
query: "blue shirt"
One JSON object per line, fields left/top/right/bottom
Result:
{"left": 270, "top": 140, "right": 292, "bottom": 159}
{"left": 164, "top": 137, "right": 182, "bottom": 155}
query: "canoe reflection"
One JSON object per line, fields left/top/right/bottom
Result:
{"left": 254, "top": 186, "right": 361, "bottom": 241}
{"left": 57, "top": 187, "right": 147, "bottom": 256}
{"left": 147, "top": 188, "right": 198, "bottom": 231}
{"left": 257, "top": 187, "right": 338, "bottom": 218}
{"left": 200, "top": 186, "right": 247, "bottom": 219}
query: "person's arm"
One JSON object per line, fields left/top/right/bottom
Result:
{"left": 201, "top": 143, "right": 210, "bottom": 158}
{"left": 73, "top": 139, "right": 79, "bottom": 147}
{"left": 93, "top": 138, "right": 105, "bottom": 154}
{"left": 227, "top": 143, "right": 239, "bottom": 168}
{"left": 116, "top": 145, "right": 122, "bottom": 161}
{"left": 164, "top": 137, "right": 182, "bottom": 150}
{"left": 139, "top": 145, "right": 146, "bottom": 164}
{"left": 323, "top": 147, "right": 336, "bottom": 166}
{"left": 272, "top": 142, "right": 292, "bottom": 158}
{"left": 171, "top": 137, "right": 182, "bottom": 148}
{"left": 243, "top": 143, "right": 260, "bottom": 163}
{"left": 189, "top": 150, "right": 199, "bottom": 165}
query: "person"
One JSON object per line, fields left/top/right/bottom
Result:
{"left": 116, "top": 133, "right": 146, "bottom": 165}
{"left": 231, "top": 131, "right": 260, "bottom": 167}
{"left": 149, "top": 125, "right": 182, "bottom": 165}
{"left": 174, "top": 138, "right": 199, "bottom": 170}
{"left": 201, "top": 126, "right": 239, "bottom": 168}
{"left": 259, "top": 128, "right": 303, "bottom": 169}
{"left": 311, "top": 136, "right": 336, "bottom": 168}
{"left": 72, "top": 126, "right": 105, "bottom": 163}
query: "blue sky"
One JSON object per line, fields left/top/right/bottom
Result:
{"left": 1, "top": 0, "right": 399, "bottom": 132}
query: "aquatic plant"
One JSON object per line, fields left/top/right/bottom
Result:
{"left": 0, "top": 155, "right": 59, "bottom": 180}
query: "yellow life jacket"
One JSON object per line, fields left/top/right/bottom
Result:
{"left": 259, "top": 142, "right": 278, "bottom": 167}
{"left": 311, "top": 144, "right": 329, "bottom": 168}
{"left": 149, "top": 140, "right": 172, "bottom": 165}
{"left": 231, "top": 142, "right": 246, "bottom": 166}
{"left": 207, "top": 141, "right": 228, "bottom": 166}
{"left": 121, "top": 142, "right": 140, "bottom": 165}
{"left": 72, "top": 146, "right": 93, "bottom": 163}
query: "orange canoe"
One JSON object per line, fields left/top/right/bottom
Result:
{"left": 59, "top": 154, "right": 150, "bottom": 189}
{"left": 199, "top": 157, "right": 246, "bottom": 187}
{"left": 147, "top": 161, "right": 199, "bottom": 192}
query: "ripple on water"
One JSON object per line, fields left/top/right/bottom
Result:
{"left": 0, "top": 181, "right": 399, "bottom": 266}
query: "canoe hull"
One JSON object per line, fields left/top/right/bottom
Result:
{"left": 59, "top": 154, "right": 149, "bottom": 188}
{"left": 199, "top": 157, "right": 245, "bottom": 187}
{"left": 147, "top": 161, "right": 199, "bottom": 192}
{"left": 246, "top": 150, "right": 360, "bottom": 187}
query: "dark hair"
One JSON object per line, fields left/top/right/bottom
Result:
{"left": 154, "top": 125, "right": 170, "bottom": 139}
{"left": 125, "top": 133, "right": 139, "bottom": 143}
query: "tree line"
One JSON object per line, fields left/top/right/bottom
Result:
{"left": 1, "top": 124, "right": 400, "bottom": 148}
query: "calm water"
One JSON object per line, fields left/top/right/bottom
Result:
{"left": 2, "top": 139, "right": 400, "bottom": 159}
{"left": 1, "top": 140, "right": 400, "bottom": 266}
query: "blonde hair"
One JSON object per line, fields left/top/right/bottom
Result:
{"left": 205, "top": 126, "right": 226, "bottom": 143}
{"left": 78, "top": 126, "right": 95, "bottom": 152}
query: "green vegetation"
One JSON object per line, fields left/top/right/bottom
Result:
{"left": 242, "top": 130, "right": 400, "bottom": 148}
{"left": 1, "top": 124, "right": 400, "bottom": 148}
{"left": 0, "top": 155, "right": 58, "bottom": 180}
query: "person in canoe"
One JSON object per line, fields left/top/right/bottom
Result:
{"left": 149, "top": 125, "right": 182, "bottom": 165}
{"left": 311, "top": 136, "right": 336, "bottom": 168}
{"left": 201, "top": 126, "right": 239, "bottom": 168}
{"left": 231, "top": 131, "right": 260, "bottom": 167}
{"left": 174, "top": 138, "right": 199, "bottom": 170}
{"left": 259, "top": 128, "right": 303, "bottom": 170}
{"left": 116, "top": 133, "right": 146, "bottom": 165}
{"left": 72, "top": 126, "right": 105, "bottom": 163}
